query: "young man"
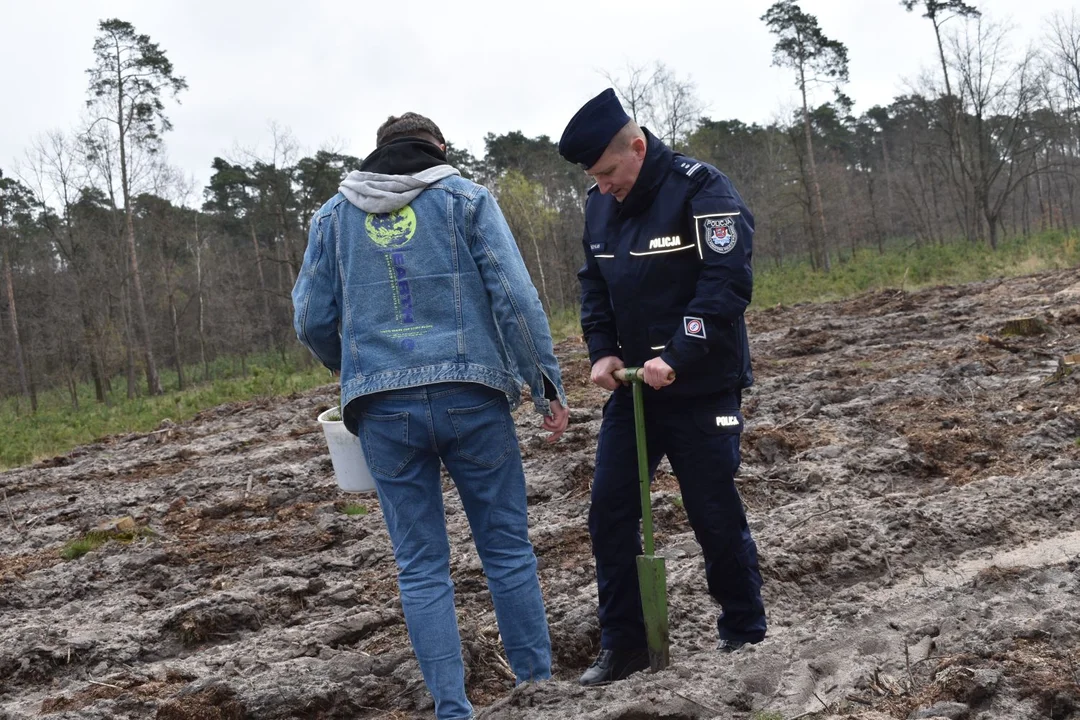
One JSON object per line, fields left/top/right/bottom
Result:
{"left": 558, "top": 89, "right": 767, "bottom": 686}
{"left": 293, "top": 112, "right": 568, "bottom": 720}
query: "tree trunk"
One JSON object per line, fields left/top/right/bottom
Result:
{"left": 272, "top": 236, "right": 288, "bottom": 358}
{"left": 160, "top": 238, "right": 185, "bottom": 391}
{"left": 982, "top": 194, "right": 999, "bottom": 250}
{"left": 81, "top": 302, "right": 108, "bottom": 404}
{"left": 249, "top": 219, "right": 272, "bottom": 346}
{"left": 866, "top": 172, "right": 884, "bottom": 254}
{"left": 274, "top": 232, "right": 286, "bottom": 301}
{"left": 115, "top": 51, "right": 162, "bottom": 397}
{"left": 529, "top": 232, "right": 551, "bottom": 313}
{"left": 1041, "top": 147, "right": 1060, "bottom": 231}
{"left": 67, "top": 368, "right": 79, "bottom": 411}
{"left": 832, "top": 158, "right": 856, "bottom": 259}
{"left": 60, "top": 204, "right": 109, "bottom": 404}
{"left": 799, "top": 67, "right": 830, "bottom": 272}
{"left": 511, "top": 197, "right": 552, "bottom": 312}
{"left": 1066, "top": 161, "right": 1077, "bottom": 233}
{"left": 121, "top": 283, "right": 138, "bottom": 400}
{"left": 1025, "top": 170, "right": 1036, "bottom": 236}
{"left": 60, "top": 333, "right": 80, "bottom": 411}
{"left": 168, "top": 285, "right": 185, "bottom": 391}
{"left": 26, "top": 350, "right": 38, "bottom": 414}
{"left": 194, "top": 216, "right": 210, "bottom": 381}
{"left": 124, "top": 211, "right": 162, "bottom": 395}
{"left": 275, "top": 206, "right": 298, "bottom": 281}
{"left": 548, "top": 223, "right": 567, "bottom": 311}
{"left": 881, "top": 134, "right": 897, "bottom": 238}
{"left": 1, "top": 236, "right": 34, "bottom": 413}
{"left": 933, "top": 19, "right": 954, "bottom": 100}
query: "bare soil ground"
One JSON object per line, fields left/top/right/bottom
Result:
{"left": 2, "top": 269, "right": 1079, "bottom": 720}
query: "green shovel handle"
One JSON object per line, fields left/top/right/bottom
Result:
{"left": 613, "top": 367, "right": 676, "bottom": 384}
{"left": 612, "top": 367, "right": 656, "bottom": 556}
{"left": 614, "top": 366, "right": 671, "bottom": 671}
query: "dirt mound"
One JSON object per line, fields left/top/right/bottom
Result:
{"left": 2, "top": 269, "right": 1078, "bottom": 719}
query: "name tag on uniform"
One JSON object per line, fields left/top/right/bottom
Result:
{"left": 590, "top": 242, "right": 614, "bottom": 258}
{"left": 630, "top": 234, "right": 695, "bottom": 256}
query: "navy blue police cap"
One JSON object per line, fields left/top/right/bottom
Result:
{"left": 558, "top": 88, "right": 631, "bottom": 169}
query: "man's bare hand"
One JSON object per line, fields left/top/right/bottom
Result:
{"left": 643, "top": 357, "right": 676, "bottom": 390}
{"left": 590, "top": 356, "right": 625, "bottom": 391}
{"left": 542, "top": 400, "right": 569, "bottom": 443}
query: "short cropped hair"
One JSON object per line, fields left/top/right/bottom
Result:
{"left": 376, "top": 112, "right": 446, "bottom": 148}
{"left": 609, "top": 120, "right": 645, "bottom": 152}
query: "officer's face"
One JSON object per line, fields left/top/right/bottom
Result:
{"left": 586, "top": 137, "right": 647, "bottom": 202}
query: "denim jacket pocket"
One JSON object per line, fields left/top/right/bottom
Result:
{"left": 360, "top": 411, "right": 416, "bottom": 477}
{"left": 447, "top": 396, "right": 512, "bottom": 469}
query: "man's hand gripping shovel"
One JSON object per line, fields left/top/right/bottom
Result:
{"left": 613, "top": 367, "right": 672, "bottom": 672}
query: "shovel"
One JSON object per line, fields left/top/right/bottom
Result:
{"left": 613, "top": 367, "right": 670, "bottom": 671}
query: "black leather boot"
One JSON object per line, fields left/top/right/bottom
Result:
{"left": 717, "top": 637, "right": 763, "bottom": 653}
{"left": 578, "top": 648, "right": 651, "bottom": 686}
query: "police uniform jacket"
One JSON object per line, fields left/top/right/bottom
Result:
{"left": 578, "top": 129, "right": 753, "bottom": 398}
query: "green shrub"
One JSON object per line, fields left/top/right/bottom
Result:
{"left": 60, "top": 526, "right": 156, "bottom": 560}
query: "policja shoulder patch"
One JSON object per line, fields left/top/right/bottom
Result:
{"left": 700, "top": 214, "right": 738, "bottom": 254}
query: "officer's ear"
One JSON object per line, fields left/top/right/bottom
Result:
{"left": 630, "top": 136, "right": 647, "bottom": 160}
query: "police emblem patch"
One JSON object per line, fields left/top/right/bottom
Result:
{"left": 703, "top": 216, "right": 737, "bottom": 254}
{"left": 684, "top": 316, "right": 706, "bottom": 340}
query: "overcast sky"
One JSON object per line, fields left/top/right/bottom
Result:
{"left": 0, "top": 0, "right": 1073, "bottom": 200}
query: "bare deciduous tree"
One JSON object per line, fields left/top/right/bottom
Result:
{"left": 602, "top": 62, "right": 704, "bottom": 149}
{"left": 948, "top": 18, "right": 1048, "bottom": 247}
{"left": 601, "top": 63, "right": 657, "bottom": 126}
{"left": 649, "top": 63, "right": 705, "bottom": 150}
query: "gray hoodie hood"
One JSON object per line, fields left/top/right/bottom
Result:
{"left": 339, "top": 165, "right": 460, "bottom": 214}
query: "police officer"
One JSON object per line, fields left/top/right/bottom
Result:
{"left": 559, "top": 89, "right": 767, "bottom": 686}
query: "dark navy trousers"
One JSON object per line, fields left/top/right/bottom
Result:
{"left": 590, "top": 386, "right": 766, "bottom": 650}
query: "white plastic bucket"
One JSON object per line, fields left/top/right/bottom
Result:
{"left": 317, "top": 408, "right": 377, "bottom": 493}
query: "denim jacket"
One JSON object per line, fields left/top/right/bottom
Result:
{"left": 292, "top": 168, "right": 566, "bottom": 416}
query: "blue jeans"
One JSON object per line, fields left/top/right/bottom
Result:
{"left": 353, "top": 382, "right": 551, "bottom": 720}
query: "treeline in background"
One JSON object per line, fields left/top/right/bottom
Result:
{"left": 2, "top": 1, "right": 1080, "bottom": 422}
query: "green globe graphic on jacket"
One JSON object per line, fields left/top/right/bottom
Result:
{"left": 365, "top": 207, "right": 417, "bottom": 248}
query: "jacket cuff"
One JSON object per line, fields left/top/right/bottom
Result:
{"left": 661, "top": 338, "right": 706, "bottom": 374}
{"left": 659, "top": 349, "right": 682, "bottom": 374}
{"left": 532, "top": 395, "right": 553, "bottom": 415}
